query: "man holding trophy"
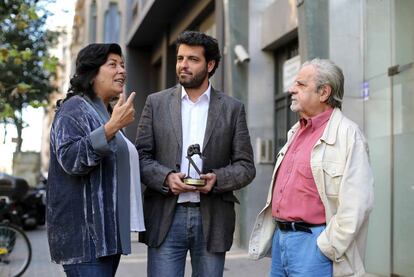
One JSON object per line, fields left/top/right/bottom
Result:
{"left": 136, "top": 31, "right": 256, "bottom": 277}
{"left": 183, "top": 143, "right": 206, "bottom": 186}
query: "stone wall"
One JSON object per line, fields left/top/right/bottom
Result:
{"left": 13, "top": 151, "right": 41, "bottom": 187}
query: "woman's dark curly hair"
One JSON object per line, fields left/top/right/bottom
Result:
{"left": 57, "top": 43, "right": 122, "bottom": 106}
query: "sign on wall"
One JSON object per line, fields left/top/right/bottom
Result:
{"left": 283, "top": 55, "right": 301, "bottom": 93}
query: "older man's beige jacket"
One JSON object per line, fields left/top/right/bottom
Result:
{"left": 249, "top": 108, "right": 374, "bottom": 277}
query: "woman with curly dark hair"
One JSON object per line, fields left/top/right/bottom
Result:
{"left": 47, "top": 43, "right": 145, "bottom": 277}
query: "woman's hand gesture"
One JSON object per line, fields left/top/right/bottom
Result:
{"left": 104, "top": 92, "right": 136, "bottom": 140}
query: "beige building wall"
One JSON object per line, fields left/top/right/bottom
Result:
{"left": 71, "top": 0, "right": 128, "bottom": 61}
{"left": 40, "top": 8, "right": 74, "bottom": 179}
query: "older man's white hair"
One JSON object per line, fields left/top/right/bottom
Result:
{"left": 302, "top": 58, "right": 344, "bottom": 109}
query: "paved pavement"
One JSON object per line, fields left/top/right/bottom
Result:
{"left": 25, "top": 227, "right": 271, "bottom": 277}
{"left": 23, "top": 226, "right": 63, "bottom": 277}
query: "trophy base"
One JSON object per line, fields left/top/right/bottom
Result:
{"left": 184, "top": 178, "right": 206, "bottom": 186}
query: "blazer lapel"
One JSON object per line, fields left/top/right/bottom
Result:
{"left": 169, "top": 86, "right": 182, "bottom": 149}
{"left": 203, "top": 88, "right": 223, "bottom": 150}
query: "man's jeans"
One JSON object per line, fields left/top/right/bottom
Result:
{"left": 62, "top": 245, "right": 121, "bottom": 277}
{"left": 270, "top": 225, "right": 333, "bottom": 277}
{"left": 147, "top": 205, "right": 225, "bottom": 277}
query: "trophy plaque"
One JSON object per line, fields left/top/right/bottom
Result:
{"left": 183, "top": 144, "right": 206, "bottom": 186}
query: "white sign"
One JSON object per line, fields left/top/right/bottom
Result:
{"left": 283, "top": 55, "right": 301, "bottom": 93}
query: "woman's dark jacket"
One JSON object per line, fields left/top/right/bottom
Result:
{"left": 47, "top": 95, "right": 121, "bottom": 264}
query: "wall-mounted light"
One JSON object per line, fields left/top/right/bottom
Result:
{"left": 234, "top": 44, "right": 250, "bottom": 65}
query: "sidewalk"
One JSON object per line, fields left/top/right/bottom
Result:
{"left": 26, "top": 227, "right": 270, "bottom": 277}
{"left": 117, "top": 233, "right": 271, "bottom": 277}
{"left": 25, "top": 227, "right": 381, "bottom": 277}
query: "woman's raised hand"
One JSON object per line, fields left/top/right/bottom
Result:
{"left": 104, "top": 92, "right": 136, "bottom": 140}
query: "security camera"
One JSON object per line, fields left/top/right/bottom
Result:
{"left": 234, "top": 44, "right": 250, "bottom": 64}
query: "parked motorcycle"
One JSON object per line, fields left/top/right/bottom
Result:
{"left": 0, "top": 173, "right": 46, "bottom": 230}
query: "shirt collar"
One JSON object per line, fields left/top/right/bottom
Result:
{"left": 300, "top": 108, "right": 334, "bottom": 131}
{"left": 181, "top": 83, "right": 211, "bottom": 103}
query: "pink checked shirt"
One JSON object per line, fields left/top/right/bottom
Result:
{"left": 272, "top": 108, "right": 333, "bottom": 224}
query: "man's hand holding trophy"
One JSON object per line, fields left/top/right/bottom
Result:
{"left": 184, "top": 144, "right": 206, "bottom": 186}
{"left": 165, "top": 144, "right": 217, "bottom": 194}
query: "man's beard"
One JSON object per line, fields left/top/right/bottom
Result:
{"left": 290, "top": 103, "right": 299, "bottom": 112}
{"left": 178, "top": 67, "right": 208, "bottom": 89}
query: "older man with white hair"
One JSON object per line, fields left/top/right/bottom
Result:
{"left": 249, "top": 58, "right": 374, "bottom": 277}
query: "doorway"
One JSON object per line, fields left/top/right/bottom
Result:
{"left": 274, "top": 40, "right": 299, "bottom": 152}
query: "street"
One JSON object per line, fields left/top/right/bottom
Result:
{"left": 24, "top": 226, "right": 270, "bottom": 276}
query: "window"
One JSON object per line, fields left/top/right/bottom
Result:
{"left": 104, "top": 2, "right": 121, "bottom": 43}
{"left": 89, "top": 1, "right": 97, "bottom": 42}
{"left": 127, "top": 0, "right": 138, "bottom": 25}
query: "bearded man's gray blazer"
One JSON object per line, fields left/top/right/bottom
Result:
{"left": 136, "top": 84, "right": 255, "bottom": 252}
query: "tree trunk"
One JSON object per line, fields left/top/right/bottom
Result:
{"left": 15, "top": 117, "right": 23, "bottom": 153}
{"left": 2, "top": 120, "right": 7, "bottom": 144}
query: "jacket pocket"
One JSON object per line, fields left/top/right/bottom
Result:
{"left": 334, "top": 246, "right": 362, "bottom": 277}
{"left": 322, "top": 162, "right": 344, "bottom": 196}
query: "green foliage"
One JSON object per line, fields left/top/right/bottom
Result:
{"left": 0, "top": 0, "right": 61, "bottom": 152}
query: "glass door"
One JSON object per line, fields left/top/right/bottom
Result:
{"left": 364, "top": 1, "right": 414, "bottom": 275}
{"left": 390, "top": 63, "right": 414, "bottom": 276}
{"left": 389, "top": 0, "right": 414, "bottom": 275}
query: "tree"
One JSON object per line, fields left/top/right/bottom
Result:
{"left": 0, "top": 0, "right": 60, "bottom": 152}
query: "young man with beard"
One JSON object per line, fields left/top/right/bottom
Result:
{"left": 135, "top": 31, "right": 256, "bottom": 277}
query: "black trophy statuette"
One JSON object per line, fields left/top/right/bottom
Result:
{"left": 184, "top": 144, "right": 206, "bottom": 186}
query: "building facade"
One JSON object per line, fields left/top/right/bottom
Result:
{"left": 247, "top": 1, "right": 414, "bottom": 276}
{"left": 70, "top": 0, "right": 129, "bottom": 73}
{"left": 71, "top": 0, "right": 414, "bottom": 276}
{"left": 40, "top": 8, "right": 74, "bottom": 181}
